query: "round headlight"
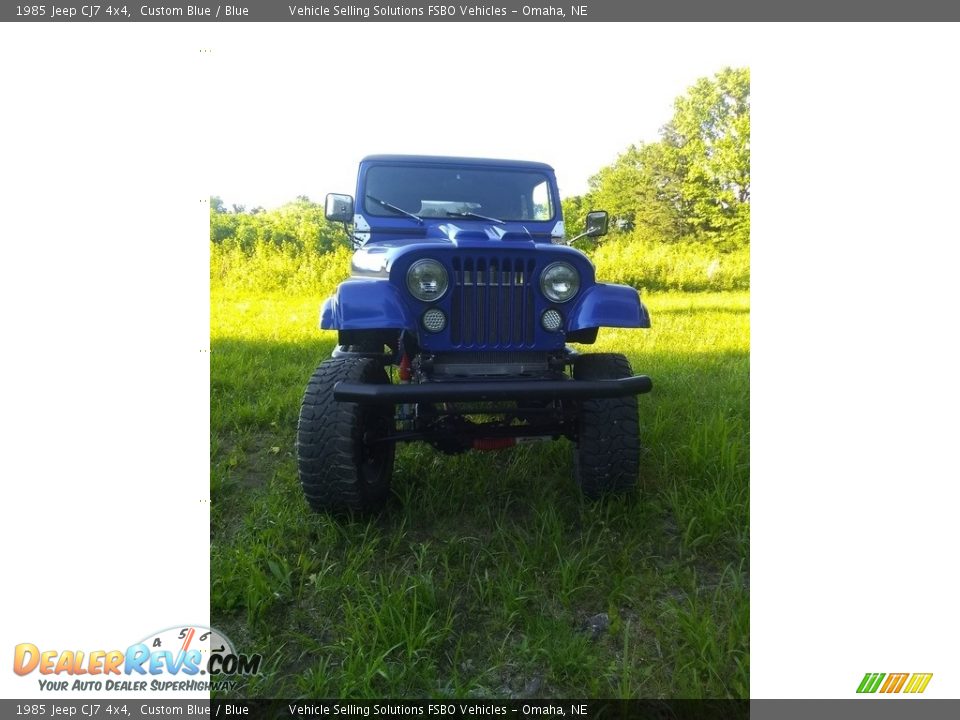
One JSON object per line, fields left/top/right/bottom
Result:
{"left": 406, "top": 259, "right": 449, "bottom": 301}
{"left": 540, "top": 262, "right": 580, "bottom": 303}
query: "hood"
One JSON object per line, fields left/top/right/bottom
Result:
{"left": 430, "top": 222, "right": 544, "bottom": 244}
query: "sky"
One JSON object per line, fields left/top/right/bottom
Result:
{"left": 206, "top": 24, "right": 751, "bottom": 209}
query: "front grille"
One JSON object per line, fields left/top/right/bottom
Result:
{"left": 450, "top": 256, "right": 536, "bottom": 348}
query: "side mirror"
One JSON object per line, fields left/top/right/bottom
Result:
{"left": 584, "top": 210, "right": 609, "bottom": 238}
{"left": 325, "top": 193, "right": 354, "bottom": 223}
{"left": 568, "top": 210, "right": 609, "bottom": 244}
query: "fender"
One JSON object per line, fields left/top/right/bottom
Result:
{"left": 320, "top": 280, "right": 416, "bottom": 331}
{"left": 567, "top": 283, "right": 651, "bottom": 331}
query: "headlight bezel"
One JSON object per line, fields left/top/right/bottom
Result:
{"left": 406, "top": 258, "right": 449, "bottom": 302}
{"left": 539, "top": 261, "right": 580, "bottom": 303}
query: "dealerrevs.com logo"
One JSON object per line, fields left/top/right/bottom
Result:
{"left": 13, "top": 625, "right": 261, "bottom": 693}
{"left": 857, "top": 673, "right": 933, "bottom": 694}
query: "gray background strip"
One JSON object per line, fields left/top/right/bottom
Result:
{"left": 752, "top": 699, "right": 960, "bottom": 719}
{"left": 4, "top": 0, "right": 960, "bottom": 21}
{"left": 3, "top": 700, "right": 960, "bottom": 718}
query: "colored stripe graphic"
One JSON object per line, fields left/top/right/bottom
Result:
{"left": 880, "top": 673, "right": 909, "bottom": 693}
{"left": 903, "top": 673, "right": 933, "bottom": 694}
{"left": 857, "top": 673, "right": 885, "bottom": 693}
{"left": 857, "top": 672, "right": 933, "bottom": 694}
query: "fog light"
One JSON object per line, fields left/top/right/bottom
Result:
{"left": 541, "top": 309, "right": 563, "bottom": 332}
{"left": 422, "top": 309, "right": 447, "bottom": 332}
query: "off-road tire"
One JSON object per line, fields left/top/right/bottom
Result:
{"left": 297, "top": 357, "right": 395, "bottom": 513}
{"left": 573, "top": 353, "right": 640, "bottom": 498}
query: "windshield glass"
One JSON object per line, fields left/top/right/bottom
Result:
{"left": 364, "top": 165, "right": 555, "bottom": 222}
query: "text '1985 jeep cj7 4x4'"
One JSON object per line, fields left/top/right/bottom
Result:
{"left": 297, "top": 155, "right": 652, "bottom": 513}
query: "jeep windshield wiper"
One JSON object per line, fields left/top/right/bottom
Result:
{"left": 445, "top": 211, "right": 504, "bottom": 224}
{"left": 365, "top": 194, "right": 422, "bottom": 224}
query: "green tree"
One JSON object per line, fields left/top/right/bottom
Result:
{"left": 586, "top": 142, "right": 686, "bottom": 242}
{"left": 561, "top": 195, "right": 586, "bottom": 236}
{"left": 580, "top": 67, "right": 750, "bottom": 249}
{"left": 209, "top": 196, "right": 347, "bottom": 253}
{"left": 663, "top": 66, "right": 750, "bottom": 248}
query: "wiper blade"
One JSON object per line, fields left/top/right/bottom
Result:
{"left": 365, "top": 194, "right": 422, "bottom": 224}
{"left": 445, "top": 211, "right": 504, "bottom": 224}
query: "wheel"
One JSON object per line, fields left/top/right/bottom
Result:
{"left": 573, "top": 353, "right": 640, "bottom": 498}
{"left": 296, "top": 357, "right": 395, "bottom": 513}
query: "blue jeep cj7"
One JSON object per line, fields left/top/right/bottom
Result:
{"left": 296, "top": 155, "right": 652, "bottom": 513}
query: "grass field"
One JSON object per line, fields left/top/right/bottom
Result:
{"left": 210, "top": 287, "right": 749, "bottom": 698}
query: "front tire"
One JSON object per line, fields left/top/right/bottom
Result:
{"left": 573, "top": 353, "right": 640, "bottom": 498}
{"left": 297, "top": 357, "right": 395, "bottom": 513}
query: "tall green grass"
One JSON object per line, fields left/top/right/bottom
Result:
{"left": 211, "top": 242, "right": 353, "bottom": 296}
{"left": 591, "top": 238, "right": 749, "bottom": 292}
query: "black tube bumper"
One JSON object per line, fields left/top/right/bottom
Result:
{"left": 333, "top": 375, "right": 652, "bottom": 404}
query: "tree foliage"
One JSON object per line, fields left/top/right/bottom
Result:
{"left": 586, "top": 142, "right": 687, "bottom": 241}
{"left": 574, "top": 67, "right": 750, "bottom": 249}
{"left": 209, "top": 196, "right": 346, "bottom": 253}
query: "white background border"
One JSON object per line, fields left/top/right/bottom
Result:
{"left": 1, "top": 21, "right": 958, "bottom": 699}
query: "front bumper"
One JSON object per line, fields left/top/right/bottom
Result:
{"left": 333, "top": 375, "right": 652, "bottom": 404}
